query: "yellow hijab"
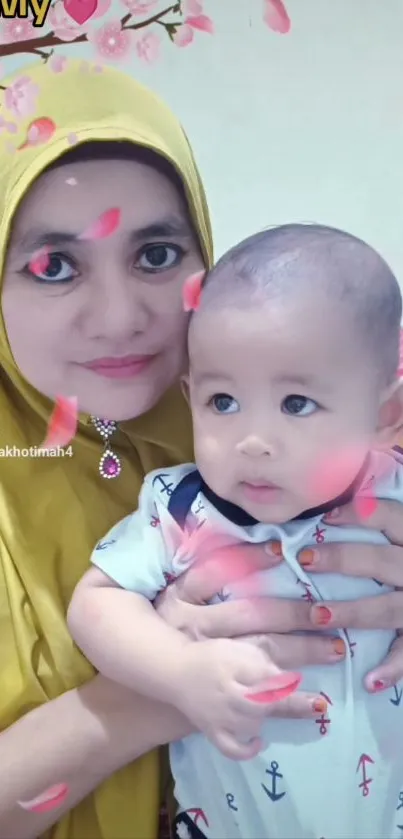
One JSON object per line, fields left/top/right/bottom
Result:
{"left": 0, "top": 59, "right": 213, "bottom": 839}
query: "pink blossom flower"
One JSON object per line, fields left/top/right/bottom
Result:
{"left": 47, "top": 0, "right": 87, "bottom": 41}
{"left": 135, "top": 30, "right": 160, "bottom": 62}
{"left": 49, "top": 54, "right": 68, "bottom": 73}
{"left": 4, "top": 76, "right": 39, "bottom": 120}
{"left": 263, "top": 0, "right": 291, "bottom": 34}
{"left": 174, "top": 11, "right": 213, "bottom": 47}
{"left": 121, "top": 0, "right": 158, "bottom": 15}
{"left": 0, "top": 18, "right": 35, "bottom": 43}
{"left": 88, "top": 20, "right": 133, "bottom": 61}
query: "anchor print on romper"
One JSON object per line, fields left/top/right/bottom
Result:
{"left": 95, "top": 538, "right": 117, "bottom": 550}
{"left": 313, "top": 524, "right": 326, "bottom": 544}
{"left": 163, "top": 571, "right": 176, "bottom": 586}
{"left": 262, "top": 761, "right": 286, "bottom": 802}
{"left": 396, "top": 791, "right": 403, "bottom": 831}
{"left": 152, "top": 473, "right": 175, "bottom": 497}
{"left": 390, "top": 684, "right": 403, "bottom": 706}
{"left": 315, "top": 692, "right": 333, "bottom": 735}
{"left": 344, "top": 629, "right": 356, "bottom": 658}
{"left": 299, "top": 580, "right": 315, "bottom": 604}
{"left": 150, "top": 514, "right": 160, "bottom": 528}
{"left": 357, "top": 753, "right": 374, "bottom": 796}
{"left": 226, "top": 793, "right": 240, "bottom": 828}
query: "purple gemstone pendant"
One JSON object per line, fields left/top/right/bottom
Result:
{"left": 90, "top": 416, "right": 121, "bottom": 480}
{"left": 99, "top": 448, "right": 122, "bottom": 480}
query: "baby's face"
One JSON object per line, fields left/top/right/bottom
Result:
{"left": 187, "top": 294, "right": 384, "bottom": 523}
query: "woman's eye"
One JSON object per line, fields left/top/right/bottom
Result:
{"left": 210, "top": 393, "right": 239, "bottom": 414}
{"left": 137, "top": 243, "right": 184, "bottom": 272}
{"left": 27, "top": 252, "right": 77, "bottom": 284}
{"left": 282, "top": 394, "right": 319, "bottom": 416}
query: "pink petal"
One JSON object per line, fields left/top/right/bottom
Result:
{"left": 173, "top": 23, "right": 194, "bottom": 47}
{"left": 90, "top": 0, "right": 111, "bottom": 19}
{"left": 17, "top": 784, "right": 69, "bottom": 814}
{"left": 182, "top": 270, "right": 205, "bottom": 311}
{"left": 67, "top": 132, "right": 79, "bottom": 146}
{"left": 246, "top": 672, "right": 302, "bottom": 703}
{"left": 354, "top": 493, "right": 378, "bottom": 521}
{"left": 184, "top": 0, "right": 203, "bottom": 13}
{"left": 78, "top": 207, "right": 121, "bottom": 240}
{"left": 263, "top": 0, "right": 291, "bottom": 34}
{"left": 41, "top": 396, "right": 78, "bottom": 450}
{"left": 29, "top": 246, "right": 50, "bottom": 276}
{"left": 186, "top": 14, "right": 214, "bottom": 34}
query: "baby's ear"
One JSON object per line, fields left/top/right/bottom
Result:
{"left": 375, "top": 379, "right": 403, "bottom": 449}
{"left": 180, "top": 374, "right": 190, "bottom": 404}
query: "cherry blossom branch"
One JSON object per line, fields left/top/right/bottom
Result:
{"left": 0, "top": 2, "right": 180, "bottom": 58}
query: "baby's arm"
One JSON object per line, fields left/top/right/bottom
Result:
{"left": 68, "top": 572, "right": 276, "bottom": 760}
{"left": 67, "top": 566, "right": 191, "bottom": 706}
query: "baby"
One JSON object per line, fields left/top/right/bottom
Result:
{"left": 69, "top": 224, "right": 403, "bottom": 839}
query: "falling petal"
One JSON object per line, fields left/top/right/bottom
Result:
{"left": 41, "top": 396, "right": 78, "bottom": 450}
{"left": 263, "top": 0, "right": 291, "bottom": 34}
{"left": 354, "top": 492, "right": 378, "bottom": 521}
{"left": 186, "top": 14, "right": 214, "bottom": 34}
{"left": 18, "top": 117, "right": 56, "bottom": 150}
{"left": 182, "top": 270, "right": 205, "bottom": 312}
{"left": 6, "top": 121, "right": 17, "bottom": 133}
{"left": 246, "top": 672, "right": 301, "bottom": 704}
{"left": 78, "top": 207, "right": 121, "bottom": 241}
{"left": 18, "top": 783, "right": 69, "bottom": 814}
{"left": 65, "top": 177, "right": 77, "bottom": 186}
{"left": 29, "top": 246, "right": 50, "bottom": 276}
{"left": 307, "top": 446, "right": 367, "bottom": 505}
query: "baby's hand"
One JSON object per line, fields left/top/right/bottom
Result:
{"left": 173, "top": 638, "right": 294, "bottom": 760}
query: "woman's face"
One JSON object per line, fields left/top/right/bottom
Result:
{"left": 2, "top": 157, "right": 203, "bottom": 420}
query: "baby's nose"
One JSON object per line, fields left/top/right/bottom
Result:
{"left": 236, "top": 435, "right": 273, "bottom": 457}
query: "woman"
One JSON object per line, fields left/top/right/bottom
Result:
{"left": 0, "top": 59, "right": 402, "bottom": 839}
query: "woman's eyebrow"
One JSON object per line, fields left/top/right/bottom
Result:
{"left": 11, "top": 215, "right": 192, "bottom": 254}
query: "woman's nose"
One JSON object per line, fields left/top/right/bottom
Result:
{"left": 86, "top": 273, "right": 150, "bottom": 340}
{"left": 236, "top": 435, "right": 274, "bottom": 457}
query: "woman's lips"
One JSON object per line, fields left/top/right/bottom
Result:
{"left": 82, "top": 355, "right": 156, "bottom": 379}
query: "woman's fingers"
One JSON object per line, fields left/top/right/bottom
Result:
{"left": 299, "top": 542, "right": 403, "bottom": 587}
{"left": 364, "top": 632, "right": 403, "bottom": 691}
{"left": 323, "top": 498, "right": 403, "bottom": 546}
{"left": 242, "top": 632, "right": 347, "bottom": 668}
{"left": 309, "top": 590, "right": 403, "bottom": 631}
{"left": 183, "top": 597, "right": 312, "bottom": 639}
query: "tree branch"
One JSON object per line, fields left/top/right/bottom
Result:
{"left": 0, "top": 3, "right": 180, "bottom": 58}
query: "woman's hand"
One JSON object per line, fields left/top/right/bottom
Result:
{"left": 305, "top": 499, "right": 403, "bottom": 690}
{"left": 156, "top": 495, "right": 403, "bottom": 698}
{"left": 155, "top": 542, "right": 346, "bottom": 720}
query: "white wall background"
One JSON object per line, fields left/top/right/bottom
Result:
{"left": 3, "top": 0, "right": 403, "bottom": 283}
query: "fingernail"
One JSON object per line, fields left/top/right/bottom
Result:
{"left": 311, "top": 605, "right": 333, "bottom": 626}
{"left": 330, "top": 638, "right": 346, "bottom": 657}
{"left": 299, "top": 548, "right": 317, "bottom": 567}
{"left": 369, "top": 677, "right": 390, "bottom": 693}
{"left": 265, "top": 540, "right": 283, "bottom": 557}
{"left": 312, "top": 697, "right": 327, "bottom": 713}
{"left": 324, "top": 507, "right": 340, "bottom": 520}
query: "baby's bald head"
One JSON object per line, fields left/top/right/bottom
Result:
{"left": 194, "top": 223, "right": 402, "bottom": 386}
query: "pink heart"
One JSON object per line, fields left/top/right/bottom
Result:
{"left": 63, "top": 0, "right": 98, "bottom": 25}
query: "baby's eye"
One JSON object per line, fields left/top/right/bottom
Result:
{"left": 210, "top": 393, "right": 240, "bottom": 414}
{"left": 27, "top": 252, "right": 78, "bottom": 284}
{"left": 282, "top": 394, "right": 319, "bottom": 416}
{"left": 137, "top": 243, "right": 184, "bottom": 272}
